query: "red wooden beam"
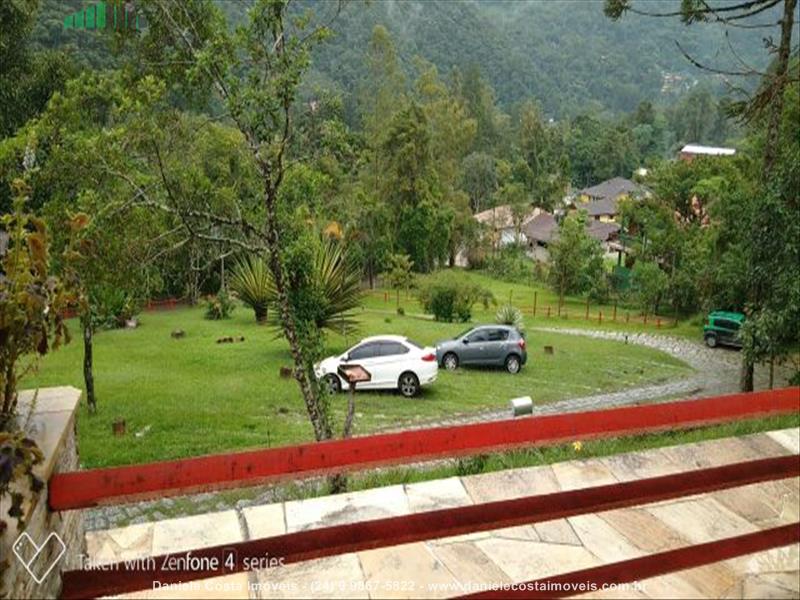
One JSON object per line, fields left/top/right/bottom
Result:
{"left": 460, "top": 523, "right": 800, "bottom": 598}
{"left": 49, "top": 387, "right": 800, "bottom": 510}
{"left": 59, "top": 455, "right": 799, "bottom": 599}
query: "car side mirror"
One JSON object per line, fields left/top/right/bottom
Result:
{"left": 343, "top": 353, "right": 351, "bottom": 362}
{"left": 462, "top": 338, "right": 469, "bottom": 345}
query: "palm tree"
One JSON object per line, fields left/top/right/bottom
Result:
{"left": 229, "top": 255, "right": 275, "bottom": 324}
{"left": 231, "top": 239, "right": 362, "bottom": 331}
{"left": 310, "top": 238, "right": 363, "bottom": 334}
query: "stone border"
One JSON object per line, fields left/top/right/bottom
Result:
{"left": 1, "top": 387, "right": 83, "bottom": 600}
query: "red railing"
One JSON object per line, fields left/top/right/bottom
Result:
{"left": 50, "top": 387, "right": 799, "bottom": 511}
{"left": 55, "top": 387, "right": 800, "bottom": 599}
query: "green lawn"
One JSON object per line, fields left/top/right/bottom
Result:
{"left": 25, "top": 301, "right": 690, "bottom": 468}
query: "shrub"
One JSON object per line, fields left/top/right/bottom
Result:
{"left": 484, "top": 244, "right": 533, "bottom": 283}
{"left": 93, "top": 287, "right": 141, "bottom": 328}
{"left": 588, "top": 274, "right": 612, "bottom": 304}
{"left": 396, "top": 306, "right": 405, "bottom": 316}
{"left": 418, "top": 272, "right": 495, "bottom": 322}
{"left": 204, "top": 290, "right": 235, "bottom": 320}
{"left": 496, "top": 305, "right": 524, "bottom": 330}
{"left": 631, "top": 261, "right": 668, "bottom": 315}
{"left": 1, "top": 182, "right": 73, "bottom": 424}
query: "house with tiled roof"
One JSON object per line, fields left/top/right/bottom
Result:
{"left": 574, "top": 177, "right": 647, "bottom": 223}
{"left": 473, "top": 204, "right": 545, "bottom": 246}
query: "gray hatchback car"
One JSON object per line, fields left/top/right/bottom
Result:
{"left": 435, "top": 325, "right": 528, "bottom": 373}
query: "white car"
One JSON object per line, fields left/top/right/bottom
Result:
{"left": 315, "top": 335, "right": 438, "bottom": 397}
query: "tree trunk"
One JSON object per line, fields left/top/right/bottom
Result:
{"left": 2, "top": 361, "right": 16, "bottom": 422}
{"left": 739, "top": 0, "right": 795, "bottom": 394}
{"left": 768, "top": 356, "right": 775, "bottom": 390}
{"left": 254, "top": 305, "right": 269, "bottom": 325}
{"left": 739, "top": 359, "right": 754, "bottom": 393}
{"left": 762, "top": 0, "right": 797, "bottom": 176}
{"left": 83, "top": 317, "right": 97, "bottom": 413}
{"left": 261, "top": 178, "right": 332, "bottom": 443}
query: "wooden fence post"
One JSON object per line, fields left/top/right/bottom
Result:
{"left": 533, "top": 291, "right": 537, "bottom": 317}
{"left": 626, "top": 312, "right": 630, "bottom": 323}
{"left": 644, "top": 313, "right": 648, "bottom": 325}
{"left": 547, "top": 306, "right": 551, "bottom": 318}
{"left": 613, "top": 302, "right": 617, "bottom": 322}
{"left": 585, "top": 297, "right": 590, "bottom": 319}
{"left": 599, "top": 311, "right": 603, "bottom": 324}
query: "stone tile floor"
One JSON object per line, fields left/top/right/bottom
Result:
{"left": 89, "top": 428, "right": 800, "bottom": 599}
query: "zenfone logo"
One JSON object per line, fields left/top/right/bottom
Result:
{"left": 12, "top": 532, "right": 67, "bottom": 585}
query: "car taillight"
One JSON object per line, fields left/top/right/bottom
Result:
{"left": 518, "top": 339, "right": 526, "bottom": 350}
{"left": 421, "top": 353, "right": 436, "bottom": 362}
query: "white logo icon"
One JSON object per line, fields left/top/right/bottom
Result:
{"left": 12, "top": 532, "right": 67, "bottom": 584}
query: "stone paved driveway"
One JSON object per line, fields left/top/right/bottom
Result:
{"left": 88, "top": 428, "right": 800, "bottom": 599}
{"left": 382, "top": 327, "right": 794, "bottom": 430}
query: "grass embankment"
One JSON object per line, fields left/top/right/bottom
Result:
{"left": 364, "top": 270, "right": 703, "bottom": 340}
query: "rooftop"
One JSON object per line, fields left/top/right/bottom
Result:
{"left": 474, "top": 205, "right": 543, "bottom": 230}
{"left": 579, "top": 177, "right": 644, "bottom": 202}
{"left": 681, "top": 144, "right": 737, "bottom": 156}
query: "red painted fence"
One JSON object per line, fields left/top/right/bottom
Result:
{"left": 50, "top": 387, "right": 799, "bottom": 511}
{"left": 60, "top": 455, "right": 800, "bottom": 599}
{"left": 54, "top": 387, "right": 799, "bottom": 599}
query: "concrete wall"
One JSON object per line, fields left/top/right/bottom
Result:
{"left": 1, "top": 387, "right": 84, "bottom": 600}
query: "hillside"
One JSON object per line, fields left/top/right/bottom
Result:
{"left": 30, "top": 0, "right": 774, "bottom": 119}
{"left": 300, "top": 0, "right": 772, "bottom": 117}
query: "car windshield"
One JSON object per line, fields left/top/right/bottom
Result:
{"left": 454, "top": 327, "right": 474, "bottom": 340}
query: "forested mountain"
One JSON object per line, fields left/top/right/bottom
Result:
{"left": 31, "top": 0, "right": 775, "bottom": 120}
{"left": 298, "top": 0, "right": 772, "bottom": 118}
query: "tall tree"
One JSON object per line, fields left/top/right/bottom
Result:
{"left": 516, "top": 101, "right": 569, "bottom": 210}
{"left": 127, "top": 0, "right": 346, "bottom": 446}
{"left": 359, "top": 25, "right": 406, "bottom": 147}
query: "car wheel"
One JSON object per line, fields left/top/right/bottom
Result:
{"left": 443, "top": 352, "right": 459, "bottom": 371}
{"left": 705, "top": 334, "right": 717, "bottom": 348}
{"left": 324, "top": 373, "right": 342, "bottom": 394}
{"left": 505, "top": 354, "right": 521, "bottom": 374}
{"left": 398, "top": 372, "right": 420, "bottom": 398}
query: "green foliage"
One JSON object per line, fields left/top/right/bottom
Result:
{"left": 0, "top": 181, "right": 73, "bottom": 424}
{"left": 495, "top": 305, "right": 524, "bottom": 330}
{"left": 92, "top": 288, "right": 140, "bottom": 329}
{"left": 484, "top": 244, "right": 533, "bottom": 283}
{"left": 385, "top": 253, "right": 415, "bottom": 290}
{"left": 230, "top": 256, "right": 275, "bottom": 325}
{"left": 461, "top": 152, "right": 497, "bottom": 213}
{"left": 384, "top": 253, "right": 415, "bottom": 307}
{"left": 568, "top": 114, "right": 640, "bottom": 187}
{"left": 305, "top": 238, "right": 364, "bottom": 334}
{"left": 418, "top": 272, "right": 495, "bottom": 322}
{"left": 548, "top": 213, "right": 606, "bottom": 298}
{"left": 631, "top": 261, "right": 668, "bottom": 315}
{"left": 204, "top": 290, "right": 235, "bottom": 321}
